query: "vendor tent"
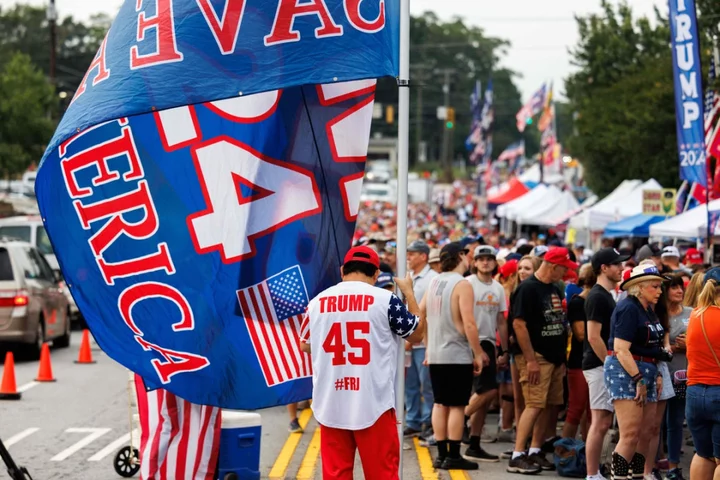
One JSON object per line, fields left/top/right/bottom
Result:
{"left": 549, "top": 194, "right": 598, "bottom": 227}
{"left": 570, "top": 179, "right": 661, "bottom": 231}
{"left": 487, "top": 177, "right": 530, "bottom": 205}
{"left": 568, "top": 180, "right": 641, "bottom": 231}
{"left": 517, "top": 190, "right": 581, "bottom": 226}
{"left": 603, "top": 214, "right": 666, "bottom": 238}
{"left": 497, "top": 184, "right": 556, "bottom": 220}
{"left": 649, "top": 199, "right": 720, "bottom": 239}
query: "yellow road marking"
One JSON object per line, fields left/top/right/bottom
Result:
{"left": 413, "top": 437, "right": 439, "bottom": 480}
{"left": 296, "top": 426, "right": 322, "bottom": 479}
{"left": 268, "top": 408, "right": 313, "bottom": 479}
{"left": 448, "top": 470, "right": 471, "bottom": 480}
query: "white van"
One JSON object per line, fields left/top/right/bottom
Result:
{"left": 0, "top": 216, "right": 80, "bottom": 322}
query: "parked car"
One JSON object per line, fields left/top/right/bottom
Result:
{"left": 0, "top": 239, "right": 71, "bottom": 358}
{"left": 0, "top": 216, "right": 81, "bottom": 324}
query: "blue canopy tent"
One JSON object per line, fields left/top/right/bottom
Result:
{"left": 603, "top": 214, "right": 667, "bottom": 238}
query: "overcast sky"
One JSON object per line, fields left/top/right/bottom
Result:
{"left": 0, "top": 0, "right": 666, "bottom": 101}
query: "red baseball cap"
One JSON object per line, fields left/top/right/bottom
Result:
{"left": 499, "top": 259, "right": 518, "bottom": 278}
{"left": 544, "top": 247, "right": 579, "bottom": 270}
{"left": 685, "top": 248, "right": 703, "bottom": 265}
{"left": 343, "top": 246, "right": 380, "bottom": 269}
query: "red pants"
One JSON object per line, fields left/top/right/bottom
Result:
{"left": 320, "top": 409, "right": 399, "bottom": 479}
{"left": 566, "top": 368, "right": 591, "bottom": 426}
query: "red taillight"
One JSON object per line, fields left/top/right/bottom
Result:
{"left": 0, "top": 290, "right": 28, "bottom": 308}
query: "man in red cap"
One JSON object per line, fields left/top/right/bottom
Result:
{"left": 507, "top": 247, "right": 578, "bottom": 475}
{"left": 299, "top": 246, "right": 425, "bottom": 479}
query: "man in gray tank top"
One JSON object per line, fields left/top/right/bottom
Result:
{"left": 422, "top": 242, "right": 484, "bottom": 471}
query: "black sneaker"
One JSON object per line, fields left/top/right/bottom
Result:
{"left": 463, "top": 446, "right": 499, "bottom": 462}
{"left": 501, "top": 449, "right": 513, "bottom": 459}
{"left": 403, "top": 427, "right": 422, "bottom": 437}
{"left": 432, "top": 456, "right": 445, "bottom": 469}
{"left": 528, "top": 452, "right": 555, "bottom": 471}
{"left": 507, "top": 454, "right": 542, "bottom": 475}
{"left": 667, "top": 468, "right": 686, "bottom": 480}
{"left": 440, "top": 456, "right": 479, "bottom": 470}
{"left": 541, "top": 436, "right": 561, "bottom": 454}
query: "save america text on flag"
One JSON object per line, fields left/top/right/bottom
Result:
{"left": 35, "top": 0, "right": 400, "bottom": 410}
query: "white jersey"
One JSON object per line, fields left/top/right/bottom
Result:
{"left": 299, "top": 281, "right": 419, "bottom": 430}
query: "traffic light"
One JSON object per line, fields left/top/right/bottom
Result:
{"left": 385, "top": 105, "right": 394, "bottom": 124}
{"left": 446, "top": 107, "right": 455, "bottom": 129}
{"left": 526, "top": 117, "right": 533, "bottom": 125}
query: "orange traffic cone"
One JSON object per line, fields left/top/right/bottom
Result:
{"left": 0, "top": 352, "right": 21, "bottom": 400}
{"left": 35, "top": 343, "right": 56, "bottom": 382}
{"left": 75, "top": 329, "right": 96, "bottom": 364}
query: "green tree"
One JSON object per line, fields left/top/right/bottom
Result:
{"left": 0, "top": 52, "right": 58, "bottom": 177}
{"left": 370, "top": 12, "right": 526, "bottom": 170}
{"left": 0, "top": 5, "right": 110, "bottom": 96}
{"left": 565, "top": 1, "right": 678, "bottom": 196}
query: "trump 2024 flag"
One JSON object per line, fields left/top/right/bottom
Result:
{"left": 35, "top": 0, "right": 399, "bottom": 410}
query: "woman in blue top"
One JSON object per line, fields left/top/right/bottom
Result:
{"left": 605, "top": 263, "right": 667, "bottom": 480}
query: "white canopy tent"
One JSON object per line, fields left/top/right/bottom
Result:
{"left": 648, "top": 199, "right": 720, "bottom": 239}
{"left": 568, "top": 179, "right": 641, "bottom": 231}
{"left": 506, "top": 185, "right": 563, "bottom": 222}
{"left": 496, "top": 184, "right": 549, "bottom": 218}
{"left": 518, "top": 190, "right": 581, "bottom": 226}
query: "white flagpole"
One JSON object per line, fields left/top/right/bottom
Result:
{"left": 395, "top": 0, "right": 411, "bottom": 476}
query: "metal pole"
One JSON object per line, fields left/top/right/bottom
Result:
{"left": 395, "top": 0, "right": 411, "bottom": 476}
{"left": 48, "top": 0, "right": 57, "bottom": 85}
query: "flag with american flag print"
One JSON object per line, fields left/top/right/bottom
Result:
{"left": 134, "top": 374, "right": 221, "bottom": 480}
{"left": 516, "top": 83, "right": 546, "bottom": 132}
{"left": 236, "top": 265, "right": 312, "bottom": 387}
{"left": 706, "top": 57, "right": 720, "bottom": 199}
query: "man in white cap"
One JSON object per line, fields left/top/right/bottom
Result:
{"left": 661, "top": 246, "right": 692, "bottom": 277}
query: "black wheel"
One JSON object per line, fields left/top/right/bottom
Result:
{"left": 113, "top": 446, "right": 140, "bottom": 477}
{"left": 54, "top": 309, "right": 71, "bottom": 349}
{"left": 223, "top": 474, "right": 239, "bottom": 480}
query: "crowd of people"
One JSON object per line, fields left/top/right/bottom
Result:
{"left": 341, "top": 185, "right": 720, "bottom": 480}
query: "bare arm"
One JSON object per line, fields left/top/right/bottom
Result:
{"left": 300, "top": 342, "right": 311, "bottom": 353}
{"left": 614, "top": 337, "right": 640, "bottom": 377}
{"left": 404, "top": 289, "right": 426, "bottom": 345}
{"left": 586, "top": 321, "right": 607, "bottom": 363}
{"left": 497, "top": 312, "right": 509, "bottom": 352}
{"left": 571, "top": 321, "right": 585, "bottom": 342}
{"left": 513, "top": 318, "right": 535, "bottom": 362}
{"left": 457, "top": 282, "right": 483, "bottom": 357}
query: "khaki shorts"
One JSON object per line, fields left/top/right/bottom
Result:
{"left": 515, "top": 353, "right": 564, "bottom": 409}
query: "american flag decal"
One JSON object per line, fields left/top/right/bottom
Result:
{"left": 237, "top": 265, "right": 312, "bottom": 387}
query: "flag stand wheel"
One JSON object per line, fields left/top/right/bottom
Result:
{"left": 113, "top": 371, "right": 140, "bottom": 478}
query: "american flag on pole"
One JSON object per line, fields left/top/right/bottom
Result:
{"left": 706, "top": 57, "right": 720, "bottom": 178}
{"left": 134, "top": 374, "right": 221, "bottom": 480}
{"left": 237, "top": 265, "right": 312, "bottom": 387}
{"left": 516, "top": 83, "right": 546, "bottom": 132}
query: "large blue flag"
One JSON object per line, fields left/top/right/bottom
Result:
{"left": 35, "top": 0, "right": 399, "bottom": 409}
{"left": 669, "top": 0, "right": 706, "bottom": 186}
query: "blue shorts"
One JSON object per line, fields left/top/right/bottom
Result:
{"left": 686, "top": 385, "right": 720, "bottom": 460}
{"left": 496, "top": 367, "right": 512, "bottom": 385}
{"left": 603, "top": 355, "right": 658, "bottom": 403}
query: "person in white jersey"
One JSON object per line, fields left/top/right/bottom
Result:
{"left": 299, "top": 246, "right": 424, "bottom": 479}
{"left": 462, "top": 245, "right": 509, "bottom": 462}
{"left": 424, "top": 241, "right": 484, "bottom": 471}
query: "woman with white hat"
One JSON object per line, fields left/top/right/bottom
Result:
{"left": 605, "top": 263, "right": 667, "bottom": 480}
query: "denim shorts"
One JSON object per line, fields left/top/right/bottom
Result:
{"left": 603, "top": 355, "right": 658, "bottom": 403}
{"left": 686, "top": 384, "right": 720, "bottom": 460}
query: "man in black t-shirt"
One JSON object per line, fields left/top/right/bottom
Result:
{"left": 582, "top": 247, "right": 628, "bottom": 480}
{"left": 507, "top": 248, "right": 578, "bottom": 475}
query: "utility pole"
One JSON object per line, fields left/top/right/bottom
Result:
{"left": 437, "top": 68, "right": 456, "bottom": 182}
{"left": 48, "top": 0, "right": 57, "bottom": 85}
{"left": 410, "top": 64, "right": 432, "bottom": 165}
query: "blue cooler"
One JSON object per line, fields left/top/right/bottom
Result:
{"left": 216, "top": 410, "right": 262, "bottom": 480}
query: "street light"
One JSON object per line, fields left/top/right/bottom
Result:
{"left": 58, "top": 91, "right": 68, "bottom": 99}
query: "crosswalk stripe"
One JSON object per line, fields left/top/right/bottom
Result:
{"left": 51, "top": 428, "right": 112, "bottom": 462}
{"left": 413, "top": 437, "right": 439, "bottom": 480}
{"left": 6, "top": 428, "right": 40, "bottom": 447}
{"left": 295, "top": 427, "right": 321, "bottom": 479}
{"left": 268, "top": 408, "right": 313, "bottom": 479}
{"left": 87, "top": 429, "right": 139, "bottom": 462}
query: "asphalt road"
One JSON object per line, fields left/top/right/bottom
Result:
{"left": 0, "top": 332, "right": 694, "bottom": 479}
